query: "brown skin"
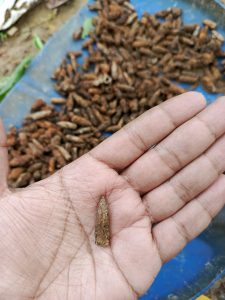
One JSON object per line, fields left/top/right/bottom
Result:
{"left": 0, "top": 92, "right": 225, "bottom": 300}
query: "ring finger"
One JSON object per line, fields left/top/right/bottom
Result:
{"left": 143, "top": 133, "right": 225, "bottom": 222}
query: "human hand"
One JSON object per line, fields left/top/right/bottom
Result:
{"left": 0, "top": 92, "right": 225, "bottom": 300}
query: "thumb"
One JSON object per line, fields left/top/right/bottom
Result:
{"left": 0, "top": 119, "right": 8, "bottom": 195}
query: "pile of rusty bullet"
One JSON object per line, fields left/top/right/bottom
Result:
{"left": 7, "top": 0, "right": 225, "bottom": 187}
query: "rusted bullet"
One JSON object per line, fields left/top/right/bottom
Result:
{"left": 51, "top": 98, "right": 66, "bottom": 105}
{"left": 72, "top": 115, "right": 92, "bottom": 126}
{"left": 28, "top": 110, "right": 52, "bottom": 120}
{"left": 57, "top": 121, "right": 77, "bottom": 129}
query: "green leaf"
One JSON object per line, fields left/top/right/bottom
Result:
{"left": 81, "top": 18, "right": 93, "bottom": 39}
{"left": 0, "top": 32, "right": 8, "bottom": 42}
{"left": 0, "top": 55, "right": 32, "bottom": 102}
{"left": 33, "top": 34, "right": 44, "bottom": 50}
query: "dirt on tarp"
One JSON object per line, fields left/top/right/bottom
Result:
{"left": 207, "top": 279, "right": 225, "bottom": 299}
{"left": 0, "top": 0, "right": 87, "bottom": 77}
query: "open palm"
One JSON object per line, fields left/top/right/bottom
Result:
{"left": 0, "top": 92, "right": 225, "bottom": 300}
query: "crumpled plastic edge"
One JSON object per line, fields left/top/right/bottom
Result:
{"left": 0, "top": 0, "right": 40, "bottom": 31}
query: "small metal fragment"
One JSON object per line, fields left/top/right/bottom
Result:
{"left": 95, "top": 196, "right": 110, "bottom": 247}
{"left": 73, "top": 27, "right": 83, "bottom": 40}
{"left": 28, "top": 110, "right": 52, "bottom": 120}
{"left": 212, "top": 30, "right": 225, "bottom": 42}
{"left": 72, "top": 93, "right": 90, "bottom": 107}
{"left": 72, "top": 115, "right": 92, "bottom": 126}
{"left": 57, "top": 121, "right": 77, "bottom": 129}
{"left": 65, "top": 135, "right": 84, "bottom": 143}
{"left": 193, "top": 25, "right": 200, "bottom": 37}
{"left": 51, "top": 98, "right": 66, "bottom": 104}
{"left": 203, "top": 19, "right": 217, "bottom": 30}
{"left": 93, "top": 74, "right": 112, "bottom": 86}
{"left": 56, "top": 146, "right": 72, "bottom": 161}
{"left": 14, "top": 172, "right": 31, "bottom": 188}
{"left": 178, "top": 75, "right": 199, "bottom": 83}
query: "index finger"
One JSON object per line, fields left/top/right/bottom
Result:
{"left": 90, "top": 92, "right": 206, "bottom": 170}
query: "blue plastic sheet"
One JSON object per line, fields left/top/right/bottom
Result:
{"left": 0, "top": 0, "right": 225, "bottom": 299}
